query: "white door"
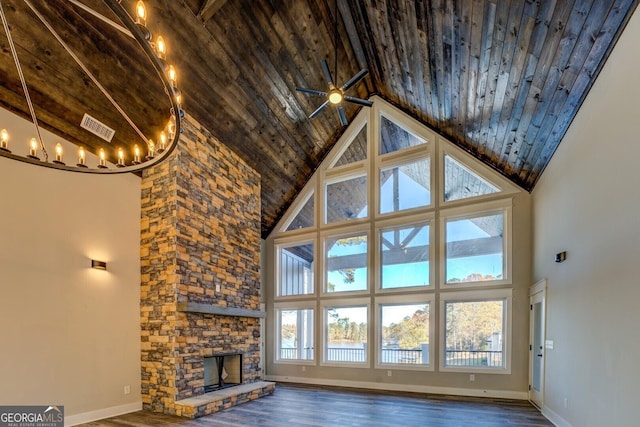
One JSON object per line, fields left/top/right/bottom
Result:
{"left": 529, "top": 281, "right": 546, "bottom": 409}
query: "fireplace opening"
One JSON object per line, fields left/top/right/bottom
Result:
{"left": 204, "top": 353, "right": 243, "bottom": 393}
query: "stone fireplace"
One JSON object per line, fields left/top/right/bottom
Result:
{"left": 140, "top": 115, "right": 274, "bottom": 418}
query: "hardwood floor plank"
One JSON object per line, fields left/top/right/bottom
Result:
{"left": 79, "top": 383, "right": 552, "bottom": 427}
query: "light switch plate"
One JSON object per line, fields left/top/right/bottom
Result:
{"left": 545, "top": 340, "right": 554, "bottom": 349}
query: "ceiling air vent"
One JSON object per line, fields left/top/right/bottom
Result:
{"left": 80, "top": 113, "right": 115, "bottom": 142}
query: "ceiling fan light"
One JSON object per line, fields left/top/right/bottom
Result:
{"left": 328, "top": 89, "right": 343, "bottom": 105}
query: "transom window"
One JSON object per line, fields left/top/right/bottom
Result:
{"left": 379, "top": 156, "right": 431, "bottom": 214}
{"left": 325, "top": 175, "right": 368, "bottom": 224}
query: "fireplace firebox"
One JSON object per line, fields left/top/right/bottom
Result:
{"left": 203, "top": 354, "right": 243, "bottom": 393}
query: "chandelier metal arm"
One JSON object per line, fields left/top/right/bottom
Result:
{"left": 24, "top": 0, "right": 148, "bottom": 145}
{"left": 0, "top": 0, "right": 48, "bottom": 161}
{"left": 0, "top": 0, "right": 182, "bottom": 174}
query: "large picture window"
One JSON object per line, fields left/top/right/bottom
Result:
{"left": 443, "top": 209, "right": 507, "bottom": 285}
{"left": 276, "top": 306, "right": 314, "bottom": 362}
{"left": 323, "top": 303, "right": 369, "bottom": 365}
{"left": 376, "top": 297, "right": 432, "bottom": 369}
{"left": 440, "top": 290, "right": 512, "bottom": 373}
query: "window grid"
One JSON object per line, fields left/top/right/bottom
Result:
{"left": 272, "top": 101, "right": 515, "bottom": 374}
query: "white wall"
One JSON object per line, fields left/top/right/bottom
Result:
{"left": 532, "top": 7, "right": 640, "bottom": 427}
{"left": 0, "top": 115, "right": 142, "bottom": 423}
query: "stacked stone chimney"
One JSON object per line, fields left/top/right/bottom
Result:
{"left": 139, "top": 115, "right": 270, "bottom": 417}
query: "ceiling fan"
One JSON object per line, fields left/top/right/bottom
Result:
{"left": 296, "top": 59, "right": 372, "bottom": 126}
{"left": 295, "top": 0, "right": 372, "bottom": 126}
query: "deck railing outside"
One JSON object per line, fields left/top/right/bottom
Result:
{"left": 279, "top": 347, "right": 502, "bottom": 367}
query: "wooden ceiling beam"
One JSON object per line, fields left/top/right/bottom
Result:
{"left": 197, "top": 0, "right": 228, "bottom": 22}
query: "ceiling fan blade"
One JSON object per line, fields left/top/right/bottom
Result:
{"left": 344, "top": 95, "right": 373, "bottom": 107}
{"left": 337, "top": 105, "right": 348, "bottom": 126}
{"left": 341, "top": 69, "right": 369, "bottom": 92}
{"left": 296, "top": 87, "right": 327, "bottom": 96}
{"left": 321, "top": 59, "right": 335, "bottom": 86}
{"left": 309, "top": 100, "right": 330, "bottom": 119}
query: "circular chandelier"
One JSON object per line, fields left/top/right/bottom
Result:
{"left": 0, "top": 0, "right": 182, "bottom": 173}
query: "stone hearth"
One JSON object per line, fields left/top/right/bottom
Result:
{"left": 140, "top": 114, "right": 274, "bottom": 417}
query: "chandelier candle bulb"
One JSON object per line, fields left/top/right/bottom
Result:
{"left": 53, "top": 143, "right": 64, "bottom": 164}
{"left": 133, "top": 144, "right": 141, "bottom": 164}
{"left": 0, "top": 129, "right": 9, "bottom": 152}
{"left": 117, "top": 147, "right": 125, "bottom": 167}
{"left": 134, "top": 0, "right": 150, "bottom": 40}
{"left": 77, "top": 146, "right": 87, "bottom": 167}
{"left": 98, "top": 148, "right": 107, "bottom": 168}
{"left": 146, "top": 140, "right": 155, "bottom": 159}
{"left": 135, "top": 1, "right": 146, "bottom": 26}
{"left": 156, "top": 35, "right": 166, "bottom": 60}
{"left": 168, "top": 65, "right": 177, "bottom": 87}
{"left": 168, "top": 116, "right": 176, "bottom": 138}
{"left": 158, "top": 131, "right": 166, "bottom": 153}
{"left": 27, "top": 138, "right": 39, "bottom": 159}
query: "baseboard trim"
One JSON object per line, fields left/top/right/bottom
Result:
{"left": 65, "top": 401, "right": 142, "bottom": 426}
{"left": 542, "top": 405, "right": 573, "bottom": 427}
{"left": 265, "top": 375, "right": 528, "bottom": 400}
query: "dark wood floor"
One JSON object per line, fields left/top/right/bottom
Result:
{"left": 81, "top": 383, "right": 552, "bottom": 427}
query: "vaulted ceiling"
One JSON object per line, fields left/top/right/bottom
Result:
{"left": 0, "top": 0, "right": 637, "bottom": 237}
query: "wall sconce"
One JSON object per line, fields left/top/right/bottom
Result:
{"left": 554, "top": 251, "right": 567, "bottom": 263}
{"left": 91, "top": 260, "right": 107, "bottom": 270}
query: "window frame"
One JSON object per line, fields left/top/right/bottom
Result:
{"left": 374, "top": 294, "right": 435, "bottom": 371}
{"left": 439, "top": 288, "right": 513, "bottom": 374}
{"left": 274, "top": 301, "right": 317, "bottom": 365}
{"left": 320, "top": 297, "right": 371, "bottom": 368}
{"left": 269, "top": 97, "right": 522, "bottom": 377}
{"left": 439, "top": 199, "right": 513, "bottom": 288}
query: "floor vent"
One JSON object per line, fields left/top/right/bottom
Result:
{"left": 80, "top": 113, "right": 115, "bottom": 142}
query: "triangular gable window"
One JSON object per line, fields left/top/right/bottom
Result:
{"left": 285, "top": 190, "right": 314, "bottom": 231}
{"left": 443, "top": 154, "right": 500, "bottom": 202}
{"left": 332, "top": 124, "right": 367, "bottom": 168}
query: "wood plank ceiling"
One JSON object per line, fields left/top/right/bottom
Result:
{"left": 0, "top": 0, "right": 637, "bottom": 237}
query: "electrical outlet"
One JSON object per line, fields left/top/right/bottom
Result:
{"left": 564, "top": 397, "right": 568, "bottom": 409}
{"left": 301, "top": 366, "right": 306, "bottom": 372}
{"left": 387, "top": 370, "right": 392, "bottom": 377}
{"left": 124, "top": 385, "right": 131, "bottom": 395}
{"left": 215, "top": 284, "right": 221, "bottom": 292}
{"left": 469, "top": 374, "right": 475, "bottom": 382}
